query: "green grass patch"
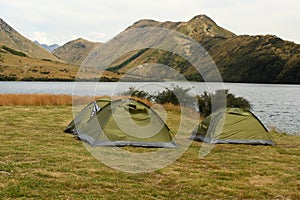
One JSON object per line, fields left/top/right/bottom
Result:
{"left": 0, "top": 106, "right": 299, "bottom": 199}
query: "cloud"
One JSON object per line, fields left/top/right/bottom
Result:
{"left": 87, "top": 32, "right": 106, "bottom": 41}
{"left": 31, "top": 32, "right": 52, "bottom": 44}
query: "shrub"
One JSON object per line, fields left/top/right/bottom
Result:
{"left": 196, "top": 89, "right": 251, "bottom": 117}
{"left": 40, "top": 71, "right": 50, "bottom": 74}
{"left": 119, "top": 86, "right": 151, "bottom": 99}
{"left": 154, "top": 86, "right": 195, "bottom": 107}
{"left": 120, "top": 87, "right": 251, "bottom": 117}
{"left": 2, "top": 46, "right": 27, "bottom": 57}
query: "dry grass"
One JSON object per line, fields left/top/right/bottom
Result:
{"left": 0, "top": 52, "right": 121, "bottom": 81}
{"left": 0, "top": 106, "right": 299, "bottom": 199}
{"left": 0, "top": 94, "right": 181, "bottom": 108}
{"left": 0, "top": 94, "right": 72, "bottom": 106}
{"left": 0, "top": 95, "right": 202, "bottom": 132}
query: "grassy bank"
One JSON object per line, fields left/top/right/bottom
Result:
{"left": 0, "top": 94, "right": 72, "bottom": 106}
{"left": 0, "top": 94, "right": 182, "bottom": 112}
{"left": 0, "top": 105, "right": 299, "bottom": 199}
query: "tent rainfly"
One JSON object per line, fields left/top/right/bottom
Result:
{"left": 65, "top": 98, "right": 176, "bottom": 148}
{"left": 191, "top": 108, "right": 274, "bottom": 145}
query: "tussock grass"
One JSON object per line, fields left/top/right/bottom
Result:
{"left": 0, "top": 94, "right": 188, "bottom": 111}
{"left": 0, "top": 106, "right": 299, "bottom": 199}
{"left": 0, "top": 94, "right": 72, "bottom": 106}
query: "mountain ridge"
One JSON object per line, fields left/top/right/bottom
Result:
{"left": 102, "top": 15, "right": 299, "bottom": 83}
{"left": 1, "top": 15, "right": 299, "bottom": 83}
{"left": 0, "top": 18, "right": 60, "bottom": 61}
{"left": 53, "top": 38, "right": 100, "bottom": 66}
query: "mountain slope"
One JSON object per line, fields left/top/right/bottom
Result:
{"left": 0, "top": 45, "right": 120, "bottom": 81}
{"left": 209, "top": 35, "right": 300, "bottom": 83}
{"left": 53, "top": 38, "right": 100, "bottom": 66}
{"left": 104, "top": 15, "right": 300, "bottom": 83}
{"left": 0, "top": 18, "right": 59, "bottom": 61}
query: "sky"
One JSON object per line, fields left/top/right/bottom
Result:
{"left": 0, "top": 0, "right": 299, "bottom": 45}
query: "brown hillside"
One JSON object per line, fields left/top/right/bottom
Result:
{"left": 105, "top": 15, "right": 300, "bottom": 83}
{"left": 0, "top": 46, "right": 120, "bottom": 81}
{"left": 0, "top": 18, "right": 59, "bottom": 61}
{"left": 53, "top": 38, "right": 100, "bottom": 66}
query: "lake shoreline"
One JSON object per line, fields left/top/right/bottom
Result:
{"left": 1, "top": 82, "right": 299, "bottom": 135}
{"left": 0, "top": 93, "right": 299, "bottom": 136}
{"left": 1, "top": 80, "right": 300, "bottom": 85}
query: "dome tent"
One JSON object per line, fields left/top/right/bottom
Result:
{"left": 64, "top": 98, "right": 112, "bottom": 134}
{"left": 65, "top": 98, "right": 176, "bottom": 148}
{"left": 191, "top": 108, "right": 274, "bottom": 145}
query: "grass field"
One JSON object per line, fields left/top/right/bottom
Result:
{"left": 0, "top": 105, "right": 300, "bottom": 199}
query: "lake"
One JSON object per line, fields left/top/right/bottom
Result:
{"left": 0, "top": 81, "right": 299, "bottom": 135}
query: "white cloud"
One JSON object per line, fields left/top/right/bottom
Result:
{"left": 31, "top": 32, "right": 51, "bottom": 44}
{"left": 87, "top": 32, "right": 106, "bottom": 41}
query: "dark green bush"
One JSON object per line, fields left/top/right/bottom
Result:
{"left": 2, "top": 46, "right": 27, "bottom": 57}
{"left": 119, "top": 86, "right": 151, "bottom": 99}
{"left": 40, "top": 71, "right": 50, "bottom": 74}
{"left": 196, "top": 89, "right": 251, "bottom": 117}
{"left": 154, "top": 86, "right": 195, "bottom": 107}
{"left": 120, "top": 87, "right": 251, "bottom": 117}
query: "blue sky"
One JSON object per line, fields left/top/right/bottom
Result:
{"left": 0, "top": 0, "right": 299, "bottom": 45}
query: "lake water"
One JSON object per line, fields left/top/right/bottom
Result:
{"left": 0, "top": 81, "right": 299, "bottom": 135}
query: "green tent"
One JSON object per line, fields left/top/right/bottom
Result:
{"left": 191, "top": 108, "right": 274, "bottom": 145}
{"left": 64, "top": 98, "right": 112, "bottom": 134}
{"left": 65, "top": 98, "right": 176, "bottom": 148}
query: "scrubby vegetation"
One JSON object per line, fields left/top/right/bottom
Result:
{"left": 196, "top": 89, "right": 251, "bottom": 117}
{"left": 120, "top": 86, "right": 251, "bottom": 116}
{"left": 2, "top": 45, "right": 27, "bottom": 57}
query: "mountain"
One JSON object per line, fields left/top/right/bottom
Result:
{"left": 0, "top": 19, "right": 119, "bottom": 81}
{"left": 34, "top": 41, "right": 60, "bottom": 52}
{"left": 2, "top": 15, "right": 299, "bottom": 83}
{"left": 0, "top": 18, "right": 59, "bottom": 61}
{"left": 0, "top": 44, "right": 120, "bottom": 81}
{"left": 103, "top": 14, "right": 300, "bottom": 83}
{"left": 127, "top": 15, "right": 236, "bottom": 43}
{"left": 53, "top": 38, "right": 100, "bottom": 66}
{"left": 208, "top": 35, "right": 300, "bottom": 83}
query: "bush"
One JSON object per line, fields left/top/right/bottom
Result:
{"left": 120, "top": 87, "right": 251, "bottom": 117}
{"left": 226, "top": 91, "right": 251, "bottom": 110}
{"left": 196, "top": 89, "right": 251, "bottom": 117}
{"left": 154, "top": 86, "right": 195, "bottom": 107}
{"left": 40, "top": 71, "right": 50, "bottom": 74}
{"left": 119, "top": 87, "right": 151, "bottom": 99}
{"left": 2, "top": 46, "right": 27, "bottom": 57}
{"left": 195, "top": 91, "right": 211, "bottom": 116}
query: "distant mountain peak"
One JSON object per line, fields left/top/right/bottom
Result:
{"left": 127, "top": 14, "right": 236, "bottom": 41}
{"left": 73, "top": 37, "right": 94, "bottom": 43}
{"left": 189, "top": 14, "right": 214, "bottom": 22}
{"left": 34, "top": 40, "right": 60, "bottom": 52}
